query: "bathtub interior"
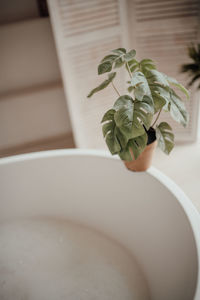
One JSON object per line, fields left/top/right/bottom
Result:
{"left": 0, "top": 151, "right": 198, "bottom": 300}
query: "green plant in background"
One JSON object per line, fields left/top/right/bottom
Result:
{"left": 88, "top": 48, "right": 189, "bottom": 161}
{"left": 181, "top": 43, "right": 200, "bottom": 89}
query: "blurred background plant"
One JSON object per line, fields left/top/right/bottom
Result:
{"left": 181, "top": 44, "right": 200, "bottom": 89}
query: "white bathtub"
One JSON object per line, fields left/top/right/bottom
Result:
{"left": 0, "top": 149, "right": 200, "bottom": 300}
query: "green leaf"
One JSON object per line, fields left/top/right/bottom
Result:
{"left": 114, "top": 57, "right": 125, "bottom": 68}
{"left": 113, "top": 95, "right": 153, "bottom": 139}
{"left": 101, "top": 109, "right": 128, "bottom": 154}
{"left": 156, "top": 122, "right": 174, "bottom": 154}
{"left": 101, "top": 109, "right": 115, "bottom": 123}
{"left": 145, "top": 69, "right": 169, "bottom": 86}
{"left": 119, "top": 133, "right": 148, "bottom": 161}
{"left": 115, "top": 126, "right": 129, "bottom": 148}
{"left": 113, "top": 95, "right": 146, "bottom": 138}
{"left": 114, "top": 105, "right": 136, "bottom": 138}
{"left": 134, "top": 101, "right": 153, "bottom": 130}
{"left": 129, "top": 133, "right": 148, "bottom": 160}
{"left": 128, "top": 86, "right": 134, "bottom": 93}
{"left": 124, "top": 49, "right": 136, "bottom": 62}
{"left": 111, "top": 48, "right": 126, "bottom": 55}
{"left": 127, "top": 59, "right": 139, "bottom": 73}
{"left": 150, "top": 84, "right": 169, "bottom": 112}
{"left": 101, "top": 54, "right": 118, "bottom": 63}
{"left": 163, "top": 74, "right": 190, "bottom": 99}
{"left": 140, "top": 59, "right": 156, "bottom": 73}
{"left": 140, "top": 95, "right": 154, "bottom": 114}
{"left": 98, "top": 61, "right": 112, "bottom": 75}
{"left": 102, "top": 118, "right": 121, "bottom": 155}
{"left": 151, "top": 91, "right": 167, "bottom": 112}
{"left": 113, "top": 95, "right": 133, "bottom": 111}
{"left": 87, "top": 72, "right": 116, "bottom": 98}
{"left": 131, "top": 71, "right": 152, "bottom": 100}
{"left": 169, "top": 90, "right": 189, "bottom": 127}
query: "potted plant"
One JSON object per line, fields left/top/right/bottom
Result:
{"left": 181, "top": 43, "right": 200, "bottom": 89}
{"left": 88, "top": 48, "right": 189, "bottom": 171}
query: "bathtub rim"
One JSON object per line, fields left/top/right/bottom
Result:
{"left": 0, "top": 148, "right": 200, "bottom": 299}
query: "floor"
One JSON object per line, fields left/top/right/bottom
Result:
{"left": 153, "top": 142, "right": 200, "bottom": 213}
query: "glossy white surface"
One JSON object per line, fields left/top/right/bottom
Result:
{"left": 0, "top": 149, "right": 200, "bottom": 300}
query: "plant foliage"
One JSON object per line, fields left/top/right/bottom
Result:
{"left": 88, "top": 48, "right": 189, "bottom": 160}
{"left": 181, "top": 43, "right": 200, "bottom": 89}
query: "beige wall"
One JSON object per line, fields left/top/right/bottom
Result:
{"left": 0, "top": 18, "right": 73, "bottom": 155}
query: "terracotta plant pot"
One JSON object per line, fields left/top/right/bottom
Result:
{"left": 124, "top": 140, "right": 157, "bottom": 172}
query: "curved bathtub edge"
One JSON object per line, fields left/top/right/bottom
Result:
{"left": 147, "top": 166, "right": 200, "bottom": 300}
{"left": 0, "top": 148, "right": 200, "bottom": 299}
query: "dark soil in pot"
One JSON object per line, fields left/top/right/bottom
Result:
{"left": 146, "top": 127, "right": 156, "bottom": 145}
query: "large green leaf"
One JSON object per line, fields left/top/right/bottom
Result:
{"left": 131, "top": 71, "right": 152, "bottom": 100}
{"left": 119, "top": 133, "right": 148, "bottom": 161}
{"left": 139, "top": 95, "right": 154, "bottom": 114}
{"left": 101, "top": 109, "right": 128, "bottom": 153}
{"left": 133, "top": 101, "right": 153, "bottom": 130}
{"left": 101, "top": 109, "right": 116, "bottom": 123}
{"left": 140, "top": 59, "right": 156, "bottom": 73}
{"left": 163, "top": 74, "right": 190, "bottom": 99}
{"left": 101, "top": 54, "right": 118, "bottom": 63}
{"left": 145, "top": 69, "right": 169, "bottom": 86}
{"left": 113, "top": 95, "right": 153, "bottom": 139}
{"left": 156, "top": 122, "right": 174, "bottom": 154}
{"left": 101, "top": 110, "right": 121, "bottom": 154}
{"left": 111, "top": 48, "right": 126, "bottom": 55}
{"left": 87, "top": 72, "right": 116, "bottom": 98}
{"left": 169, "top": 89, "right": 189, "bottom": 127}
{"left": 113, "top": 95, "right": 133, "bottom": 110}
{"left": 124, "top": 49, "right": 136, "bottom": 62}
{"left": 98, "top": 48, "right": 136, "bottom": 73}
{"left": 98, "top": 61, "right": 112, "bottom": 75}
{"left": 150, "top": 84, "right": 169, "bottom": 112}
{"left": 127, "top": 59, "right": 139, "bottom": 73}
{"left": 113, "top": 95, "right": 145, "bottom": 138}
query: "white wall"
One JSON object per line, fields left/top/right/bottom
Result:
{"left": 0, "top": 18, "right": 72, "bottom": 153}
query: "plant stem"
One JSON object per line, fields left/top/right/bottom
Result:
{"left": 126, "top": 62, "right": 132, "bottom": 79}
{"left": 152, "top": 109, "right": 162, "bottom": 128}
{"left": 111, "top": 81, "right": 120, "bottom": 97}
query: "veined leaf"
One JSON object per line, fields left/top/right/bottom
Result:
{"left": 145, "top": 69, "right": 169, "bottom": 86}
{"left": 101, "top": 109, "right": 128, "bottom": 153}
{"left": 124, "top": 49, "right": 136, "bottom": 62}
{"left": 169, "top": 89, "right": 189, "bottom": 127}
{"left": 113, "top": 95, "right": 133, "bottom": 111}
{"left": 87, "top": 72, "right": 116, "bottom": 98}
{"left": 101, "top": 54, "right": 118, "bottom": 63}
{"left": 163, "top": 74, "right": 190, "bottom": 99}
{"left": 115, "top": 126, "right": 129, "bottom": 148}
{"left": 156, "top": 122, "right": 174, "bottom": 154}
{"left": 140, "top": 59, "right": 156, "bottom": 73}
{"left": 114, "top": 57, "right": 125, "bottom": 68}
{"left": 102, "top": 112, "right": 121, "bottom": 155}
{"left": 119, "top": 133, "right": 147, "bottom": 161}
{"left": 113, "top": 95, "right": 153, "bottom": 139}
{"left": 150, "top": 84, "right": 169, "bottom": 112}
{"left": 101, "top": 109, "right": 116, "bottom": 123}
{"left": 98, "top": 61, "right": 112, "bottom": 75}
{"left": 98, "top": 48, "right": 136, "bottom": 73}
{"left": 127, "top": 59, "right": 139, "bottom": 73}
{"left": 134, "top": 101, "right": 153, "bottom": 130}
{"left": 140, "top": 95, "right": 154, "bottom": 114}
{"left": 131, "top": 71, "right": 152, "bottom": 100}
{"left": 113, "top": 95, "right": 147, "bottom": 138}
{"left": 111, "top": 48, "right": 126, "bottom": 55}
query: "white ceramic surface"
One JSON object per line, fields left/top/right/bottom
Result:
{"left": 0, "top": 149, "right": 200, "bottom": 300}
